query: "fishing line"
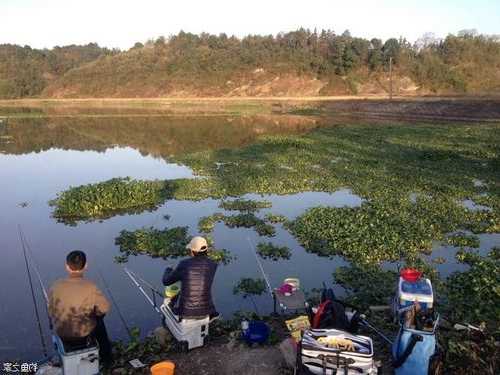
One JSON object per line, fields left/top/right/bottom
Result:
{"left": 246, "top": 237, "right": 274, "bottom": 297}
{"left": 18, "top": 225, "right": 48, "bottom": 358}
{"left": 97, "top": 267, "right": 133, "bottom": 339}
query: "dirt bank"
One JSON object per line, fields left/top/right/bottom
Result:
{"left": 2, "top": 97, "right": 500, "bottom": 123}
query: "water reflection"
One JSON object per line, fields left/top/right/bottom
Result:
{"left": 0, "top": 114, "right": 320, "bottom": 157}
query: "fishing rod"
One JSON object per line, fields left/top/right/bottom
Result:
{"left": 19, "top": 227, "right": 49, "bottom": 305}
{"left": 127, "top": 268, "right": 163, "bottom": 298}
{"left": 18, "top": 225, "right": 49, "bottom": 359}
{"left": 97, "top": 267, "right": 133, "bottom": 339}
{"left": 127, "top": 268, "right": 164, "bottom": 313}
{"left": 124, "top": 267, "right": 161, "bottom": 314}
{"left": 246, "top": 237, "right": 274, "bottom": 297}
{"left": 359, "top": 315, "right": 394, "bottom": 345}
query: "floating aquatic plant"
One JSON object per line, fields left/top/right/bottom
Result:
{"left": 333, "top": 265, "right": 398, "bottom": 309}
{"left": 444, "top": 232, "right": 480, "bottom": 248}
{"left": 223, "top": 213, "right": 276, "bottom": 237}
{"left": 50, "top": 177, "right": 173, "bottom": 224}
{"left": 114, "top": 226, "right": 233, "bottom": 264}
{"left": 233, "top": 278, "right": 267, "bottom": 296}
{"left": 198, "top": 212, "right": 276, "bottom": 237}
{"left": 264, "top": 213, "right": 289, "bottom": 224}
{"left": 287, "top": 195, "right": 477, "bottom": 265}
{"left": 219, "top": 198, "right": 271, "bottom": 212}
{"left": 115, "top": 226, "right": 189, "bottom": 260}
{"left": 442, "top": 247, "right": 499, "bottom": 324}
{"left": 256, "top": 242, "right": 291, "bottom": 261}
{"left": 198, "top": 213, "right": 225, "bottom": 233}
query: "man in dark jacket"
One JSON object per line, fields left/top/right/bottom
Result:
{"left": 162, "top": 236, "right": 218, "bottom": 318}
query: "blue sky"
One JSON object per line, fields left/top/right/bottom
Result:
{"left": 1, "top": 0, "right": 499, "bottom": 49}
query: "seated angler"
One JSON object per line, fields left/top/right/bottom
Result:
{"left": 162, "top": 236, "right": 218, "bottom": 319}
{"left": 48, "top": 251, "right": 112, "bottom": 366}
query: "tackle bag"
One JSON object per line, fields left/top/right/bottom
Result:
{"left": 298, "top": 328, "right": 378, "bottom": 375}
{"left": 311, "top": 287, "right": 360, "bottom": 333}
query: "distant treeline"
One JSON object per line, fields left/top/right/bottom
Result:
{"left": 1, "top": 29, "right": 499, "bottom": 98}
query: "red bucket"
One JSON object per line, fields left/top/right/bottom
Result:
{"left": 400, "top": 268, "right": 422, "bottom": 282}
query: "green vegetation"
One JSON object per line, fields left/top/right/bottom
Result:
{"left": 256, "top": 242, "right": 291, "bottom": 261}
{"left": 198, "top": 213, "right": 225, "bottom": 233}
{"left": 233, "top": 278, "right": 267, "bottom": 296}
{"left": 198, "top": 212, "right": 276, "bottom": 237}
{"left": 114, "top": 226, "right": 233, "bottom": 264}
{"left": 53, "top": 122, "right": 499, "bottom": 266}
{"left": 442, "top": 247, "right": 499, "bottom": 324}
{"left": 444, "top": 231, "right": 481, "bottom": 248}
{"left": 219, "top": 198, "right": 271, "bottom": 212}
{"left": 286, "top": 199, "right": 464, "bottom": 265}
{"left": 264, "top": 213, "right": 289, "bottom": 224}
{"left": 223, "top": 213, "right": 276, "bottom": 237}
{"left": 333, "top": 265, "right": 398, "bottom": 309}
{"left": 2, "top": 30, "right": 499, "bottom": 98}
{"left": 115, "top": 226, "right": 189, "bottom": 260}
{"left": 50, "top": 177, "right": 173, "bottom": 224}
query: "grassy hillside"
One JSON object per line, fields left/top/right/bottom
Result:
{"left": 2, "top": 30, "right": 500, "bottom": 98}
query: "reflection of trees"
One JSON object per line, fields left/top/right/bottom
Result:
{"left": 0, "top": 115, "right": 319, "bottom": 159}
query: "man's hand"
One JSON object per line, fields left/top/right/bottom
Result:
{"left": 162, "top": 267, "right": 174, "bottom": 285}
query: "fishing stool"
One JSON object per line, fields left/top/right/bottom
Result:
{"left": 52, "top": 335, "right": 99, "bottom": 375}
{"left": 160, "top": 303, "right": 214, "bottom": 350}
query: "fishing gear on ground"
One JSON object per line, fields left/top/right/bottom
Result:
{"left": 390, "top": 268, "right": 443, "bottom": 375}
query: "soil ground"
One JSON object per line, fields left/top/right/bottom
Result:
{"left": 1, "top": 97, "right": 499, "bottom": 123}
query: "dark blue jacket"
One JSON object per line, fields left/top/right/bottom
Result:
{"left": 162, "top": 255, "right": 217, "bottom": 318}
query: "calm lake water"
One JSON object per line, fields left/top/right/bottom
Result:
{"left": 0, "top": 110, "right": 497, "bottom": 361}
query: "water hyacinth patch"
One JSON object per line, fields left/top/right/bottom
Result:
{"left": 444, "top": 231, "right": 481, "bottom": 248}
{"left": 198, "top": 213, "right": 225, "bottom": 233}
{"left": 223, "top": 213, "right": 276, "bottom": 237}
{"left": 50, "top": 177, "right": 173, "bottom": 224}
{"left": 198, "top": 212, "right": 276, "bottom": 237}
{"left": 233, "top": 278, "right": 267, "bottom": 296}
{"left": 115, "top": 226, "right": 189, "bottom": 261}
{"left": 256, "top": 242, "right": 291, "bottom": 260}
{"left": 264, "top": 213, "right": 289, "bottom": 224}
{"left": 219, "top": 198, "right": 272, "bottom": 212}
{"left": 441, "top": 247, "right": 500, "bottom": 324}
{"left": 287, "top": 195, "right": 473, "bottom": 265}
{"left": 333, "top": 265, "right": 398, "bottom": 309}
{"left": 114, "top": 226, "right": 233, "bottom": 264}
{"left": 207, "top": 248, "right": 234, "bottom": 265}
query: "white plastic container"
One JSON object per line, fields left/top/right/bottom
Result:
{"left": 160, "top": 303, "right": 211, "bottom": 350}
{"left": 52, "top": 336, "right": 99, "bottom": 375}
{"left": 396, "top": 276, "right": 434, "bottom": 311}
